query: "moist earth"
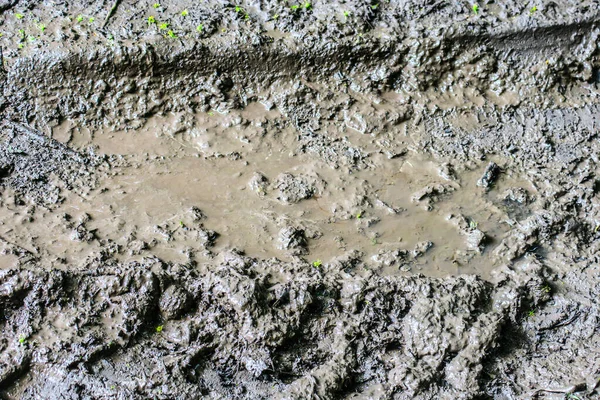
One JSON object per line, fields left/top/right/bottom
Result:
{"left": 1, "top": 1, "right": 600, "bottom": 399}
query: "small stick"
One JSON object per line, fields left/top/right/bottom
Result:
{"left": 102, "top": 0, "right": 122, "bottom": 29}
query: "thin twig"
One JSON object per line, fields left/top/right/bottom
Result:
{"left": 102, "top": 0, "right": 122, "bottom": 29}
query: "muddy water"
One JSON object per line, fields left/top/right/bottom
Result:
{"left": 0, "top": 103, "right": 534, "bottom": 279}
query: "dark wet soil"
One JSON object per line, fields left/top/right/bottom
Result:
{"left": 1, "top": 1, "right": 600, "bottom": 399}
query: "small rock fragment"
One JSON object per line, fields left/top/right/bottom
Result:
{"left": 278, "top": 226, "right": 308, "bottom": 255}
{"left": 477, "top": 162, "right": 500, "bottom": 189}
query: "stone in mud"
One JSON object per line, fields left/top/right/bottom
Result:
{"left": 278, "top": 226, "right": 308, "bottom": 255}
{"left": 412, "top": 241, "right": 433, "bottom": 258}
{"left": 276, "top": 173, "right": 316, "bottom": 203}
{"left": 477, "top": 162, "right": 500, "bottom": 189}
{"left": 189, "top": 206, "right": 206, "bottom": 221}
{"left": 159, "top": 285, "right": 191, "bottom": 320}
{"left": 248, "top": 172, "right": 269, "bottom": 196}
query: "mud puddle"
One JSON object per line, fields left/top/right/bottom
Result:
{"left": 1, "top": 104, "right": 533, "bottom": 279}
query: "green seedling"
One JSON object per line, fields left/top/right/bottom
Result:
{"left": 155, "top": 325, "right": 163, "bottom": 333}
{"left": 530, "top": 6, "right": 538, "bottom": 14}
{"left": 167, "top": 30, "right": 177, "bottom": 38}
{"left": 76, "top": 15, "right": 84, "bottom": 22}
{"left": 18, "top": 29, "right": 25, "bottom": 38}
{"left": 179, "top": 220, "right": 185, "bottom": 227}
{"left": 18, "top": 43, "right": 25, "bottom": 49}
{"left": 18, "top": 336, "right": 26, "bottom": 344}
{"left": 527, "top": 310, "right": 535, "bottom": 317}
{"left": 595, "top": 224, "right": 600, "bottom": 233}
{"left": 196, "top": 24, "right": 204, "bottom": 32}
{"left": 304, "top": 2, "right": 311, "bottom": 9}
{"left": 371, "top": 4, "right": 379, "bottom": 10}
{"left": 181, "top": 10, "right": 188, "bottom": 17}
{"left": 15, "top": 13, "right": 24, "bottom": 19}
{"left": 371, "top": 237, "right": 378, "bottom": 245}
{"left": 153, "top": 3, "right": 161, "bottom": 9}
{"left": 356, "top": 212, "right": 362, "bottom": 219}
{"left": 208, "top": 111, "right": 215, "bottom": 116}
{"left": 110, "top": 385, "right": 116, "bottom": 390}
{"left": 37, "top": 23, "right": 46, "bottom": 32}
{"left": 89, "top": 17, "right": 95, "bottom": 23}
{"left": 472, "top": 4, "right": 479, "bottom": 14}
{"left": 158, "top": 22, "right": 168, "bottom": 30}
{"left": 343, "top": 10, "right": 351, "bottom": 19}
{"left": 148, "top": 16, "right": 156, "bottom": 24}
{"left": 27, "top": 35, "right": 36, "bottom": 42}
{"left": 469, "top": 220, "right": 478, "bottom": 229}
{"left": 273, "top": 14, "right": 279, "bottom": 20}
{"left": 541, "top": 285, "right": 551, "bottom": 293}
{"left": 312, "top": 260, "right": 322, "bottom": 268}
{"left": 235, "top": 5, "right": 244, "bottom": 13}
{"left": 291, "top": 4, "right": 300, "bottom": 11}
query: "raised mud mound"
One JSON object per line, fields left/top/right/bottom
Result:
{"left": 1, "top": 1, "right": 600, "bottom": 399}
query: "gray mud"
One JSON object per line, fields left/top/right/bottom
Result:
{"left": 1, "top": 1, "right": 600, "bottom": 399}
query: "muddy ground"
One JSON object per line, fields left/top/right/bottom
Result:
{"left": 1, "top": 0, "right": 600, "bottom": 399}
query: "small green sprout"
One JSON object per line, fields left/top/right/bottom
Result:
{"left": 196, "top": 24, "right": 204, "bottom": 32}
{"left": 371, "top": 4, "right": 379, "bottom": 10}
{"left": 181, "top": 10, "right": 188, "bottom": 17}
{"left": 527, "top": 310, "right": 535, "bottom": 317}
{"left": 179, "top": 220, "right": 185, "bottom": 227}
{"left": 18, "top": 29, "right": 25, "bottom": 38}
{"left": 541, "top": 285, "right": 551, "bottom": 293}
{"left": 235, "top": 5, "right": 243, "bottom": 13}
{"left": 472, "top": 4, "right": 479, "bottom": 14}
{"left": 27, "top": 35, "right": 36, "bottom": 42}
{"left": 356, "top": 212, "right": 362, "bottom": 219}
{"left": 167, "top": 30, "right": 177, "bottom": 38}
{"left": 208, "top": 111, "right": 215, "bottom": 116}
{"left": 148, "top": 16, "right": 156, "bottom": 24}
{"left": 18, "top": 336, "right": 26, "bottom": 344}
{"left": 89, "top": 17, "right": 95, "bottom": 23}
{"left": 221, "top": 28, "right": 227, "bottom": 32}
{"left": 343, "top": 10, "right": 351, "bottom": 19}
{"left": 530, "top": 6, "right": 538, "bottom": 15}
{"left": 110, "top": 385, "right": 115, "bottom": 390}
{"left": 18, "top": 43, "right": 25, "bottom": 49}
{"left": 291, "top": 4, "right": 300, "bottom": 11}
{"left": 273, "top": 14, "right": 279, "bottom": 20}
{"left": 312, "top": 260, "right": 322, "bottom": 268}
{"left": 153, "top": 3, "right": 161, "bottom": 9}
{"left": 469, "top": 220, "right": 478, "bottom": 229}
{"left": 595, "top": 224, "right": 600, "bottom": 233}
{"left": 76, "top": 15, "right": 84, "bottom": 22}
{"left": 158, "top": 22, "right": 168, "bottom": 30}
{"left": 304, "top": 2, "right": 312, "bottom": 9}
{"left": 15, "top": 13, "right": 24, "bottom": 19}
{"left": 156, "top": 325, "right": 163, "bottom": 333}
{"left": 371, "top": 237, "right": 378, "bottom": 245}
{"left": 37, "top": 24, "right": 46, "bottom": 32}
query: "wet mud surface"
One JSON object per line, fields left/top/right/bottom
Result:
{"left": 1, "top": 1, "right": 600, "bottom": 399}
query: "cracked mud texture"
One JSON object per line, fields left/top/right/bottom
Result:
{"left": 1, "top": 0, "right": 600, "bottom": 399}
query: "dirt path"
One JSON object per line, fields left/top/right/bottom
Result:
{"left": 1, "top": 1, "right": 600, "bottom": 399}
